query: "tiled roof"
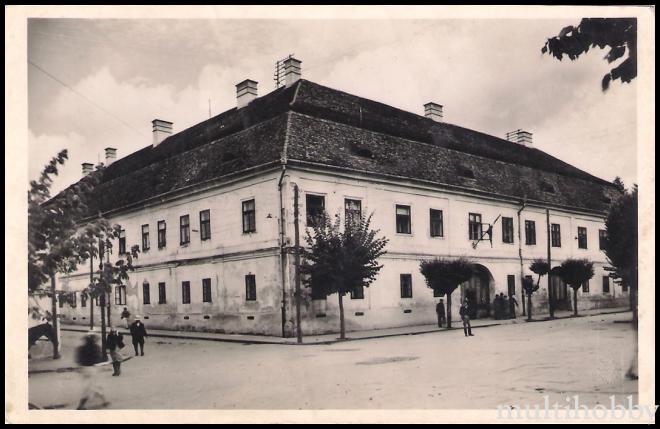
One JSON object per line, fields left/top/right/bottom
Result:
{"left": 69, "top": 79, "right": 619, "bottom": 216}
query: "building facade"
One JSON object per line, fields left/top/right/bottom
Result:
{"left": 55, "top": 58, "right": 628, "bottom": 336}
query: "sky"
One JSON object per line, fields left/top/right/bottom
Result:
{"left": 27, "top": 16, "right": 638, "bottom": 195}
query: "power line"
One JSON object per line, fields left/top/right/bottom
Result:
{"left": 28, "top": 60, "right": 147, "bottom": 137}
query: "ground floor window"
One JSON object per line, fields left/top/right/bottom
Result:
{"left": 115, "top": 285, "right": 127, "bottom": 305}
{"left": 245, "top": 275, "right": 257, "bottom": 301}
{"left": 400, "top": 274, "right": 413, "bottom": 298}
{"left": 143, "top": 281, "right": 151, "bottom": 305}
{"left": 182, "top": 281, "right": 191, "bottom": 304}
{"left": 350, "top": 285, "right": 364, "bottom": 299}
{"left": 202, "top": 278, "right": 212, "bottom": 303}
{"left": 602, "top": 276, "right": 610, "bottom": 294}
{"left": 158, "top": 282, "right": 167, "bottom": 304}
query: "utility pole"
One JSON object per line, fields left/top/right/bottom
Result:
{"left": 99, "top": 239, "right": 108, "bottom": 361}
{"left": 293, "top": 184, "right": 303, "bottom": 344}
{"left": 546, "top": 208, "right": 554, "bottom": 319}
{"left": 89, "top": 254, "right": 94, "bottom": 330}
{"left": 105, "top": 239, "right": 112, "bottom": 332}
{"left": 50, "top": 275, "right": 61, "bottom": 359}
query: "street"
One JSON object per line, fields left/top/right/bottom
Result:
{"left": 28, "top": 312, "right": 637, "bottom": 410}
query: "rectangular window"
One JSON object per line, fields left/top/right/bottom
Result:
{"left": 202, "top": 278, "right": 212, "bottom": 303}
{"left": 582, "top": 279, "right": 590, "bottom": 293}
{"left": 396, "top": 205, "right": 411, "bottom": 234}
{"left": 345, "top": 199, "right": 362, "bottom": 226}
{"left": 599, "top": 229, "right": 607, "bottom": 250}
{"left": 200, "top": 210, "right": 211, "bottom": 241}
{"left": 115, "top": 285, "right": 126, "bottom": 305}
{"left": 81, "top": 292, "right": 87, "bottom": 308}
{"left": 525, "top": 220, "right": 536, "bottom": 245}
{"left": 578, "top": 227, "right": 588, "bottom": 249}
{"left": 158, "top": 220, "right": 166, "bottom": 248}
{"left": 350, "top": 284, "right": 364, "bottom": 300}
{"left": 245, "top": 275, "right": 257, "bottom": 301}
{"left": 469, "top": 213, "right": 482, "bottom": 240}
{"left": 430, "top": 209, "right": 444, "bottom": 237}
{"left": 306, "top": 194, "right": 325, "bottom": 227}
{"left": 182, "top": 281, "right": 191, "bottom": 304}
{"left": 507, "top": 275, "right": 516, "bottom": 296}
{"left": 180, "top": 215, "right": 190, "bottom": 245}
{"left": 242, "top": 199, "right": 256, "bottom": 233}
{"left": 69, "top": 292, "right": 77, "bottom": 308}
{"left": 158, "top": 282, "right": 167, "bottom": 304}
{"left": 143, "top": 282, "right": 150, "bottom": 305}
{"left": 400, "top": 274, "right": 413, "bottom": 298}
{"left": 141, "top": 224, "right": 150, "bottom": 251}
{"left": 502, "top": 217, "right": 514, "bottom": 243}
{"left": 551, "top": 223, "right": 561, "bottom": 247}
{"left": 118, "top": 229, "right": 126, "bottom": 254}
{"left": 602, "top": 276, "right": 610, "bottom": 294}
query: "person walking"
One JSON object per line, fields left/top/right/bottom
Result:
{"left": 435, "top": 298, "right": 446, "bottom": 328}
{"left": 106, "top": 327, "right": 125, "bottom": 376}
{"left": 129, "top": 316, "right": 148, "bottom": 356}
{"left": 459, "top": 300, "right": 474, "bottom": 337}
{"left": 493, "top": 294, "right": 502, "bottom": 320}
{"left": 120, "top": 307, "right": 131, "bottom": 329}
{"left": 75, "top": 333, "right": 109, "bottom": 409}
{"left": 509, "top": 295, "right": 519, "bottom": 319}
{"left": 502, "top": 294, "right": 510, "bottom": 319}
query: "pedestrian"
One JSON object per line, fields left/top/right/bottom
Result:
{"left": 509, "top": 295, "right": 519, "bottom": 319}
{"left": 106, "top": 327, "right": 125, "bottom": 376}
{"left": 435, "top": 298, "right": 446, "bottom": 328}
{"left": 493, "top": 294, "right": 502, "bottom": 320}
{"left": 75, "top": 333, "right": 109, "bottom": 409}
{"left": 120, "top": 307, "right": 131, "bottom": 329}
{"left": 502, "top": 294, "right": 510, "bottom": 319}
{"left": 129, "top": 316, "right": 148, "bottom": 356}
{"left": 459, "top": 300, "right": 474, "bottom": 337}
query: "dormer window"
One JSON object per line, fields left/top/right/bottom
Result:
{"left": 459, "top": 167, "right": 475, "bottom": 179}
{"left": 350, "top": 143, "right": 374, "bottom": 159}
{"left": 541, "top": 181, "right": 555, "bottom": 193}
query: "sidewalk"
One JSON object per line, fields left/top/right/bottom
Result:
{"left": 61, "top": 306, "right": 631, "bottom": 345}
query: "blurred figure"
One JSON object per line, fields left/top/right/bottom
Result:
{"left": 129, "top": 316, "right": 148, "bottom": 356}
{"left": 75, "top": 333, "right": 109, "bottom": 409}
{"left": 106, "top": 327, "right": 125, "bottom": 376}
{"left": 435, "top": 298, "right": 446, "bottom": 328}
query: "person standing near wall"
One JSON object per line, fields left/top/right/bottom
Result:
{"left": 436, "top": 299, "right": 446, "bottom": 328}
{"left": 120, "top": 307, "right": 131, "bottom": 329}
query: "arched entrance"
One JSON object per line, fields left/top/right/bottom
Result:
{"left": 460, "top": 264, "right": 494, "bottom": 319}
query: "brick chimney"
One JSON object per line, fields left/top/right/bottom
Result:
{"left": 104, "top": 147, "right": 117, "bottom": 166}
{"left": 152, "top": 119, "right": 173, "bottom": 147}
{"left": 82, "top": 162, "right": 94, "bottom": 176}
{"left": 506, "top": 129, "right": 533, "bottom": 147}
{"left": 236, "top": 79, "right": 258, "bottom": 109}
{"left": 283, "top": 57, "right": 302, "bottom": 87}
{"left": 424, "top": 102, "right": 443, "bottom": 122}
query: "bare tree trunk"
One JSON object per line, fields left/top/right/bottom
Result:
{"left": 446, "top": 292, "right": 452, "bottom": 329}
{"left": 527, "top": 293, "right": 533, "bottom": 321}
{"left": 100, "top": 291, "right": 107, "bottom": 361}
{"left": 50, "top": 275, "right": 61, "bottom": 359}
{"left": 338, "top": 293, "right": 345, "bottom": 340}
{"left": 573, "top": 288, "right": 578, "bottom": 316}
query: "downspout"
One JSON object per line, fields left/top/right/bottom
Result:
{"left": 278, "top": 165, "right": 288, "bottom": 338}
{"left": 517, "top": 200, "right": 527, "bottom": 317}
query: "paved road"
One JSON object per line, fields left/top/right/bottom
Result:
{"left": 28, "top": 312, "right": 637, "bottom": 410}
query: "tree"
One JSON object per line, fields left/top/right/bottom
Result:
{"left": 528, "top": 259, "right": 550, "bottom": 320}
{"left": 301, "top": 212, "right": 388, "bottom": 339}
{"left": 555, "top": 259, "right": 595, "bottom": 316}
{"left": 419, "top": 257, "right": 474, "bottom": 328}
{"left": 521, "top": 276, "right": 538, "bottom": 322}
{"left": 541, "top": 18, "right": 637, "bottom": 91}
{"left": 604, "top": 184, "right": 638, "bottom": 324}
{"left": 612, "top": 176, "right": 626, "bottom": 193}
{"left": 28, "top": 150, "right": 110, "bottom": 358}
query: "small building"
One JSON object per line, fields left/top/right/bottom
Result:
{"left": 56, "top": 57, "right": 627, "bottom": 336}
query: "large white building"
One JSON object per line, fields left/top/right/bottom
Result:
{"left": 56, "top": 58, "right": 628, "bottom": 336}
